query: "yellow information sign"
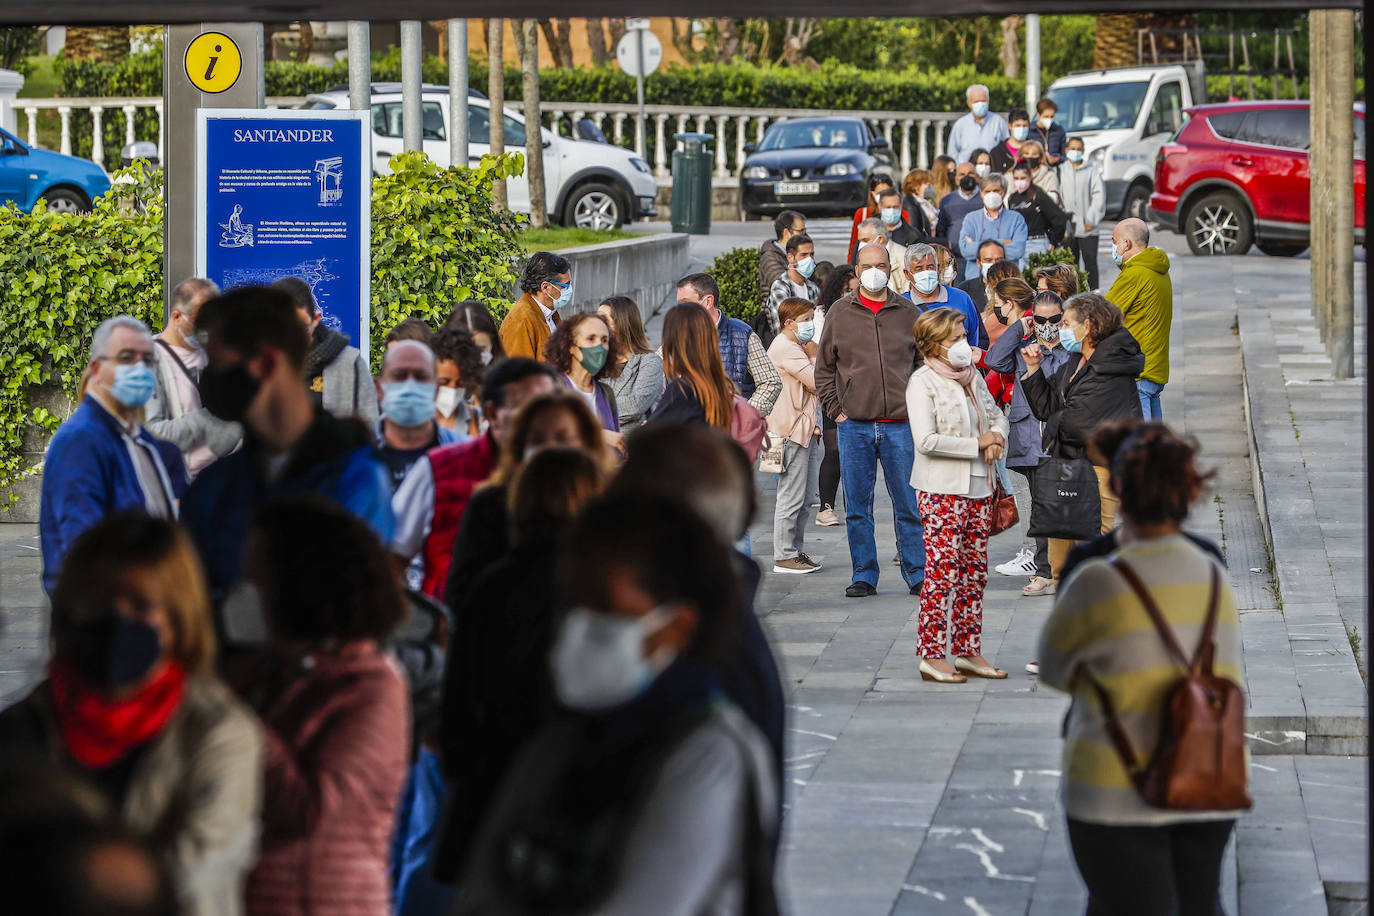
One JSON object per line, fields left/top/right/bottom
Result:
{"left": 184, "top": 32, "right": 242, "bottom": 94}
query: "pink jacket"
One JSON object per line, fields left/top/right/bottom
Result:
{"left": 766, "top": 335, "right": 820, "bottom": 447}
{"left": 245, "top": 641, "right": 409, "bottom": 916}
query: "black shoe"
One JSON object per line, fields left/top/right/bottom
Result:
{"left": 909, "top": 580, "right": 924, "bottom": 596}
{"left": 845, "top": 581, "right": 877, "bottom": 598}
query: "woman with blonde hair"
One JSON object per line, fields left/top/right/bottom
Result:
{"left": 1018, "top": 139, "right": 1061, "bottom": 202}
{"left": 646, "top": 304, "right": 735, "bottom": 429}
{"left": 930, "top": 154, "right": 957, "bottom": 202}
{"left": 906, "top": 308, "right": 1010, "bottom": 683}
{"left": 0, "top": 513, "right": 262, "bottom": 916}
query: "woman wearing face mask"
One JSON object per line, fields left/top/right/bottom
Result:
{"left": 906, "top": 309, "right": 1010, "bottom": 683}
{"left": 767, "top": 298, "right": 824, "bottom": 575}
{"left": 990, "top": 108, "right": 1031, "bottom": 174}
{"left": 237, "top": 496, "right": 409, "bottom": 916}
{"left": 978, "top": 259, "right": 1023, "bottom": 347}
{"left": 543, "top": 312, "right": 624, "bottom": 459}
{"left": 597, "top": 296, "right": 665, "bottom": 430}
{"left": 454, "top": 494, "right": 779, "bottom": 915}
{"left": 969, "top": 148, "right": 994, "bottom": 180}
{"left": 900, "top": 168, "right": 942, "bottom": 244}
{"left": 1032, "top": 97, "right": 1067, "bottom": 166}
{"left": 437, "top": 447, "right": 605, "bottom": 875}
{"left": 812, "top": 265, "right": 858, "bottom": 526}
{"left": 1021, "top": 294, "right": 1144, "bottom": 588}
{"left": 444, "top": 300, "right": 506, "bottom": 367}
{"left": 986, "top": 290, "right": 1073, "bottom": 599}
{"left": 433, "top": 325, "right": 487, "bottom": 438}
{"left": 1008, "top": 163, "right": 1069, "bottom": 268}
{"left": 1018, "top": 140, "right": 1061, "bottom": 204}
{"left": 1, "top": 513, "right": 262, "bottom": 916}
{"left": 846, "top": 172, "right": 906, "bottom": 263}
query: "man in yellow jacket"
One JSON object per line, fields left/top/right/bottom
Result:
{"left": 499, "top": 251, "right": 573, "bottom": 361}
{"left": 1106, "top": 218, "right": 1172, "bottom": 421}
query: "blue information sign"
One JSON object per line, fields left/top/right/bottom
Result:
{"left": 196, "top": 109, "right": 371, "bottom": 359}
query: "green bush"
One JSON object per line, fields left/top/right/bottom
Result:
{"left": 1023, "top": 247, "right": 1088, "bottom": 294}
{"left": 0, "top": 152, "right": 526, "bottom": 505}
{"left": 708, "top": 246, "right": 763, "bottom": 322}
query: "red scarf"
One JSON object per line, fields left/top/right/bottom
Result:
{"left": 48, "top": 659, "right": 187, "bottom": 769}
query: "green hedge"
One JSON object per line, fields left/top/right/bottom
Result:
{"left": 708, "top": 246, "right": 763, "bottom": 323}
{"left": 1022, "top": 247, "right": 1089, "bottom": 294}
{"left": 0, "top": 151, "right": 525, "bottom": 505}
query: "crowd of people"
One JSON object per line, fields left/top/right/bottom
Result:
{"left": 8, "top": 78, "right": 1237, "bottom": 915}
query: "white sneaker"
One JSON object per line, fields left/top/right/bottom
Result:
{"left": 995, "top": 548, "right": 1037, "bottom": 577}
{"left": 1025, "top": 661, "right": 1040, "bottom": 675}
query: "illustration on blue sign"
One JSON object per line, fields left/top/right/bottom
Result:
{"left": 203, "top": 117, "right": 366, "bottom": 351}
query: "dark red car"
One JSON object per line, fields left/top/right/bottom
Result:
{"left": 1148, "top": 100, "right": 1366, "bottom": 256}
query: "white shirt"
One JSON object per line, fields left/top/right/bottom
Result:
{"left": 538, "top": 299, "right": 557, "bottom": 333}
{"left": 390, "top": 456, "right": 436, "bottom": 561}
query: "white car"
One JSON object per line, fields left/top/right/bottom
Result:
{"left": 306, "top": 83, "right": 659, "bottom": 229}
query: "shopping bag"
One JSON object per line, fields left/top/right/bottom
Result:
{"left": 1027, "top": 457, "right": 1101, "bottom": 540}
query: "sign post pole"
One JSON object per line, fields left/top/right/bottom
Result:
{"left": 635, "top": 29, "right": 646, "bottom": 157}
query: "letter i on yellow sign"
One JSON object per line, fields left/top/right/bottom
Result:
{"left": 184, "top": 32, "right": 242, "bottom": 94}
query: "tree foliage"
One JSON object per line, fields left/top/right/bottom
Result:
{"left": 708, "top": 246, "right": 763, "bottom": 322}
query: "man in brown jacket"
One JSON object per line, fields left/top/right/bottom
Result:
{"left": 758, "top": 210, "right": 806, "bottom": 310}
{"left": 499, "top": 251, "right": 573, "bottom": 361}
{"left": 815, "top": 242, "right": 926, "bottom": 599}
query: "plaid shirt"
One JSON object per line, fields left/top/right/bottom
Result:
{"left": 745, "top": 331, "right": 782, "bottom": 415}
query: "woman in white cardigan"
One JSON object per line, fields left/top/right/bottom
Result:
{"left": 907, "top": 308, "right": 1011, "bottom": 684}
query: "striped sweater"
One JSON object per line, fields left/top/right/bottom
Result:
{"left": 1038, "top": 535, "right": 1248, "bottom": 826}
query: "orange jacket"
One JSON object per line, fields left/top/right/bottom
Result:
{"left": 498, "top": 293, "right": 553, "bottom": 362}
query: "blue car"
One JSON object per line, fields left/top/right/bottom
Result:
{"left": 0, "top": 127, "right": 111, "bottom": 213}
{"left": 739, "top": 116, "right": 897, "bottom": 218}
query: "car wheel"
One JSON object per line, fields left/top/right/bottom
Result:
{"left": 1185, "top": 192, "right": 1253, "bottom": 256}
{"left": 565, "top": 182, "right": 624, "bottom": 231}
{"left": 41, "top": 187, "right": 91, "bottom": 215}
{"left": 1123, "top": 182, "right": 1151, "bottom": 220}
{"left": 1257, "top": 241, "right": 1308, "bottom": 257}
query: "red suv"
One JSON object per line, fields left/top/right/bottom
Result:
{"left": 1148, "top": 101, "right": 1366, "bottom": 256}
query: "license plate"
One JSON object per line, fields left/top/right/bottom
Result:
{"left": 775, "top": 181, "right": 820, "bottom": 195}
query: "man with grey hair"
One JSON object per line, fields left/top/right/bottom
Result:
{"left": 957, "top": 173, "right": 1027, "bottom": 281}
{"left": 854, "top": 217, "right": 908, "bottom": 294}
{"left": 39, "top": 315, "right": 187, "bottom": 593}
{"left": 901, "top": 243, "right": 987, "bottom": 349}
{"left": 947, "top": 83, "right": 1010, "bottom": 166}
{"left": 1106, "top": 216, "right": 1173, "bottom": 419}
{"left": 145, "top": 277, "right": 241, "bottom": 477}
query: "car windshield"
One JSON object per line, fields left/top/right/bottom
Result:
{"left": 1048, "top": 82, "right": 1150, "bottom": 132}
{"left": 760, "top": 120, "right": 865, "bottom": 151}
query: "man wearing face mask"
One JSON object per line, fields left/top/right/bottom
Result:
{"left": 1106, "top": 217, "right": 1173, "bottom": 421}
{"left": 990, "top": 108, "right": 1031, "bottom": 174}
{"left": 875, "top": 187, "right": 923, "bottom": 247}
{"left": 1007, "top": 163, "right": 1068, "bottom": 267}
{"left": 815, "top": 243, "right": 926, "bottom": 599}
{"left": 957, "top": 173, "right": 1028, "bottom": 281}
{"left": 767, "top": 233, "right": 820, "bottom": 336}
{"left": 40, "top": 316, "right": 188, "bottom": 595}
{"left": 1059, "top": 136, "right": 1106, "bottom": 291}
{"left": 947, "top": 83, "right": 1010, "bottom": 167}
{"left": 1032, "top": 97, "right": 1067, "bottom": 166}
{"left": 759, "top": 209, "right": 806, "bottom": 309}
{"left": 375, "top": 339, "right": 465, "bottom": 494}
{"left": 145, "top": 277, "right": 242, "bottom": 478}
{"left": 936, "top": 163, "right": 986, "bottom": 279}
{"left": 180, "top": 287, "right": 394, "bottom": 615}
{"left": 272, "top": 276, "right": 379, "bottom": 426}
{"left": 500, "top": 251, "right": 573, "bottom": 362}
{"left": 675, "top": 273, "right": 782, "bottom": 416}
{"left": 853, "top": 217, "right": 909, "bottom": 294}
{"left": 959, "top": 239, "right": 1006, "bottom": 312}
{"left": 902, "top": 244, "right": 988, "bottom": 350}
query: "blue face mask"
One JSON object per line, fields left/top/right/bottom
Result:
{"left": 795, "top": 320, "right": 816, "bottom": 344}
{"left": 1059, "top": 326, "right": 1083, "bottom": 353}
{"left": 971, "top": 101, "right": 989, "bottom": 118}
{"left": 110, "top": 362, "right": 156, "bottom": 408}
{"left": 549, "top": 280, "right": 574, "bottom": 310}
{"left": 1110, "top": 243, "right": 1124, "bottom": 266}
{"left": 1067, "top": 149, "right": 1084, "bottom": 164}
{"left": 1011, "top": 125, "right": 1029, "bottom": 141}
{"left": 382, "top": 379, "right": 438, "bottom": 428}
{"left": 880, "top": 207, "right": 901, "bottom": 226}
{"left": 795, "top": 256, "right": 816, "bottom": 279}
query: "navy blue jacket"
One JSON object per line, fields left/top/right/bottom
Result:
{"left": 40, "top": 397, "right": 188, "bottom": 593}
{"left": 935, "top": 190, "right": 985, "bottom": 243}
{"left": 986, "top": 323, "right": 1075, "bottom": 468}
{"left": 181, "top": 409, "right": 394, "bottom": 605}
{"left": 718, "top": 315, "right": 755, "bottom": 401}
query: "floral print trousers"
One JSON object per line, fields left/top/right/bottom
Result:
{"left": 916, "top": 491, "right": 992, "bottom": 658}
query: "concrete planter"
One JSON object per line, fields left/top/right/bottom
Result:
{"left": 557, "top": 231, "right": 690, "bottom": 321}
{"left": 8, "top": 382, "right": 76, "bottom": 523}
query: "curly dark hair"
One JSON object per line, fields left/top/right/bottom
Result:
{"left": 1090, "top": 420, "right": 1216, "bottom": 525}
{"left": 519, "top": 251, "right": 572, "bottom": 295}
{"left": 1065, "top": 292, "right": 1124, "bottom": 346}
{"left": 541, "top": 311, "right": 618, "bottom": 379}
{"left": 817, "top": 263, "right": 856, "bottom": 309}
{"left": 433, "top": 325, "right": 487, "bottom": 388}
{"left": 247, "top": 495, "right": 406, "bottom": 643}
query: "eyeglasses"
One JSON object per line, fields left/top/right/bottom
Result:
{"left": 1032, "top": 313, "right": 1064, "bottom": 325}
{"left": 546, "top": 280, "right": 571, "bottom": 290}
{"left": 99, "top": 351, "right": 159, "bottom": 367}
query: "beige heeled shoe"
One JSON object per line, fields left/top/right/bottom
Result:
{"left": 919, "top": 659, "right": 967, "bottom": 684}
{"left": 955, "top": 656, "right": 1008, "bottom": 679}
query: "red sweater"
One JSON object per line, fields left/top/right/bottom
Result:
{"left": 246, "top": 641, "right": 409, "bottom": 916}
{"left": 421, "top": 432, "right": 498, "bottom": 597}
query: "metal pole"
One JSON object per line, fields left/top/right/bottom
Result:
{"left": 1025, "top": 14, "right": 1041, "bottom": 112}
{"left": 400, "top": 20, "right": 422, "bottom": 154}
{"left": 635, "top": 29, "right": 647, "bottom": 158}
{"left": 347, "top": 21, "right": 369, "bottom": 114}
{"left": 449, "top": 19, "right": 468, "bottom": 168}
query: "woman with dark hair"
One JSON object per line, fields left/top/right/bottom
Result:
{"left": 978, "top": 259, "right": 1024, "bottom": 347}
{"left": 0, "top": 514, "right": 261, "bottom": 916}
{"left": 454, "top": 494, "right": 779, "bottom": 914}
{"left": 239, "top": 495, "right": 410, "bottom": 916}
{"left": 969, "top": 147, "right": 993, "bottom": 178}
{"left": 437, "top": 448, "right": 606, "bottom": 875}
{"left": 542, "top": 312, "right": 622, "bottom": 445}
{"left": 445, "top": 300, "right": 505, "bottom": 365}
{"left": 812, "top": 264, "right": 858, "bottom": 527}
{"left": 1039, "top": 420, "right": 1245, "bottom": 916}
{"left": 596, "top": 296, "right": 664, "bottom": 429}
{"left": 846, "top": 172, "right": 906, "bottom": 262}
{"left": 646, "top": 305, "right": 735, "bottom": 429}
{"left": 901, "top": 168, "right": 941, "bottom": 242}
{"left": 1021, "top": 293, "right": 1145, "bottom": 587}
{"left": 1008, "top": 162, "right": 1068, "bottom": 267}
{"left": 433, "top": 325, "right": 486, "bottom": 438}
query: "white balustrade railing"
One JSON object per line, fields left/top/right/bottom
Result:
{"left": 22, "top": 95, "right": 961, "bottom": 181}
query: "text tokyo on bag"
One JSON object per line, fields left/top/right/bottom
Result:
{"left": 1026, "top": 456, "right": 1101, "bottom": 540}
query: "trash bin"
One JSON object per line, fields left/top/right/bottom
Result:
{"left": 121, "top": 141, "right": 159, "bottom": 170}
{"left": 671, "top": 132, "right": 713, "bottom": 235}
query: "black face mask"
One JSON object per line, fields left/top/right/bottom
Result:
{"left": 65, "top": 616, "right": 162, "bottom": 691}
{"left": 959, "top": 175, "right": 978, "bottom": 193}
{"left": 1024, "top": 157, "right": 1042, "bottom": 170}
{"left": 199, "top": 362, "right": 261, "bottom": 423}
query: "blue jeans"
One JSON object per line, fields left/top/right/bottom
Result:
{"left": 1137, "top": 378, "right": 1164, "bottom": 421}
{"left": 837, "top": 420, "right": 925, "bottom": 587}
{"left": 1020, "top": 235, "right": 1051, "bottom": 269}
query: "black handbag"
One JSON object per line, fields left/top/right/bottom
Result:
{"left": 1027, "top": 456, "right": 1101, "bottom": 540}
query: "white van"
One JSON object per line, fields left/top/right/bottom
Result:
{"left": 1046, "top": 63, "right": 1205, "bottom": 220}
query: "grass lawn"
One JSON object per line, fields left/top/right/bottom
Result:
{"left": 520, "top": 225, "right": 635, "bottom": 252}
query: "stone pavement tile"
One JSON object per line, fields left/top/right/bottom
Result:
{"left": 889, "top": 874, "right": 1034, "bottom": 916}
{"left": 1294, "top": 757, "right": 1369, "bottom": 901}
